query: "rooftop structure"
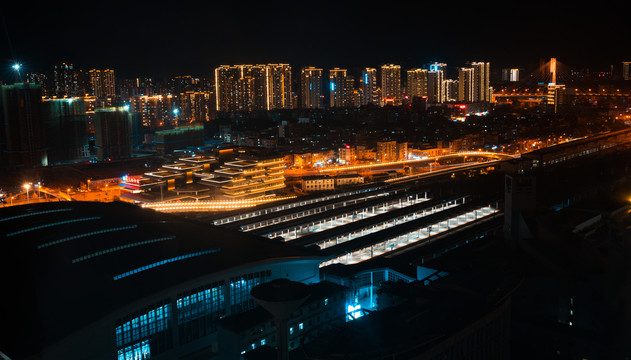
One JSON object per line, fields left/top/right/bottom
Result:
{"left": 0, "top": 201, "right": 321, "bottom": 360}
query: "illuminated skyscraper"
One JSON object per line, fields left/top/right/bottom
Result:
{"left": 301, "top": 67, "right": 324, "bottom": 109}
{"left": 266, "top": 64, "right": 292, "bottom": 110}
{"left": 471, "top": 62, "right": 491, "bottom": 102}
{"left": 53, "top": 63, "right": 79, "bottom": 98}
{"left": 623, "top": 62, "right": 631, "bottom": 81}
{"left": 381, "top": 64, "right": 402, "bottom": 105}
{"left": 89, "top": 69, "right": 116, "bottom": 98}
{"left": 458, "top": 68, "right": 475, "bottom": 102}
{"left": 360, "top": 68, "right": 378, "bottom": 106}
{"left": 329, "top": 68, "right": 347, "bottom": 108}
{"left": 407, "top": 69, "right": 428, "bottom": 99}
{"left": 427, "top": 70, "right": 444, "bottom": 103}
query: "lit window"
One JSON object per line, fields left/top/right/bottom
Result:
{"left": 299, "top": 323, "right": 303, "bottom": 330}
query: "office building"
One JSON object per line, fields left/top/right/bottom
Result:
{"left": 0, "top": 201, "right": 321, "bottom": 360}
{"left": 53, "top": 62, "right": 79, "bottom": 98}
{"left": 42, "top": 98, "right": 89, "bottom": 164}
{"left": 265, "top": 64, "right": 292, "bottom": 110}
{"left": 407, "top": 68, "right": 428, "bottom": 99}
{"left": 427, "top": 70, "right": 445, "bottom": 103}
{"left": 381, "top": 64, "right": 402, "bottom": 105}
{"left": 201, "top": 156, "right": 286, "bottom": 199}
{"left": 94, "top": 107, "right": 132, "bottom": 160}
{"left": 0, "top": 83, "right": 46, "bottom": 167}
{"left": 360, "top": 67, "right": 378, "bottom": 106}
{"left": 458, "top": 67, "right": 475, "bottom": 102}
{"left": 623, "top": 62, "right": 631, "bottom": 81}
{"left": 301, "top": 67, "right": 324, "bottom": 109}
{"left": 89, "top": 69, "right": 116, "bottom": 98}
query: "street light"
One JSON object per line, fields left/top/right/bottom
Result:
{"left": 24, "top": 183, "right": 30, "bottom": 204}
{"left": 12, "top": 63, "right": 22, "bottom": 82}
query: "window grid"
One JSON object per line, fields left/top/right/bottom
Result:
{"left": 116, "top": 304, "right": 170, "bottom": 347}
{"left": 230, "top": 270, "right": 271, "bottom": 313}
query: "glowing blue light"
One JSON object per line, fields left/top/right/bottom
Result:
{"left": 346, "top": 303, "right": 363, "bottom": 321}
{"left": 12, "top": 64, "right": 20, "bottom": 71}
{"left": 330, "top": 82, "right": 336, "bottom": 91}
{"left": 173, "top": 108, "right": 179, "bottom": 115}
{"left": 122, "top": 105, "right": 130, "bottom": 111}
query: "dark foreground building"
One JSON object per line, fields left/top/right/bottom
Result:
{"left": 0, "top": 201, "right": 321, "bottom": 360}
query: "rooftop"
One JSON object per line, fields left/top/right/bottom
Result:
{"left": 0, "top": 201, "right": 319, "bottom": 358}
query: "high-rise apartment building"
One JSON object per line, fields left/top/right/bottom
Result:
{"left": 427, "top": 70, "right": 445, "bottom": 104}
{"left": 458, "top": 68, "right": 475, "bottom": 102}
{"left": 444, "top": 79, "right": 458, "bottom": 102}
{"left": 131, "top": 95, "right": 175, "bottom": 127}
{"left": 0, "top": 83, "right": 46, "bottom": 167}
{"left": 42, "top": 98, "right": 89, "bottom": 164}
{"left": 266, "top": 64, "right": 292, "bottom": 110}
{"left": 471, "top": 62, "right": 491, "bottom": 102}
{"left": 407, "top": 69, "right": 428, "bottom": 99}
{"left": 179, "top": 91, "right": 215, "bottom": 123}
{"left": 53, "top": 63, "right": 79, "bottom": 98}
{"left": 215, "top": 64, "right": 289, "bottom": 112}
{"left": 26, "top": 73, "right": 50, "bottom": 97}
{"left": 381, "top": 64, "right": 402, "bottom": 106}
{"left": 501, "top": 68, "right": 520, "bottom": 82}
{"left": 89, "top": 69, "right": 116, "bottom": 98}
{"left": 623, "top": 62, "right": 631, "bottom": 81}
{"left": 301, "top": 67, "right": 324, "bottom": 109}
{"left": 94, "top": 107, "right": 132, "bottom": 160}
{"left": 329, "top": 68, "right": 347, "bottom": 108}
{"left": 361, "top": 68, "right": 378, "bottom": 106}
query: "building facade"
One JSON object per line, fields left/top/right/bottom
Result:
{"left": 301, "top": 67, "right": 324, "bottom": 109}
{"left": 90, "top": 69, "right": 116, "bottom": 98}
{"left": 381, "top": 64, "right": 402, "bottom": 106}
{"left": 407, "top": 68, "right": 428, "bottom": 100}
{"left": 361, "top": 68, "right": 378, "bottom": 106}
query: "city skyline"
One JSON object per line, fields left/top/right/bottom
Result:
{"left": 2, "top": 1, "right": 630, "bottom": 81}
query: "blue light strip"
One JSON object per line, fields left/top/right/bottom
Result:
{"left": 113, "top": 248, "right": 221, "bottom": 281}
{"left": 7, "top": 217, "right": 101, "bottom": 237}
{"left": 72, "top": 236, "right": 176, "bottom": 263}
{"left": 0, "top": 208, "right": 72, "bottom": 223}
{"left": 37, "top": 225, "right": 138, "bottom": 249}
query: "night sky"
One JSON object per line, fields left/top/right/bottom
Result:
{"left": 1, "top": 1, "right": 630, "bottom": 80}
